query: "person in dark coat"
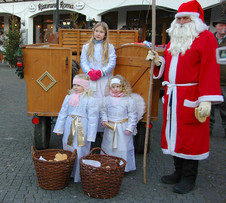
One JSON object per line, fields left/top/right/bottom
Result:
{"left": 209, "top": 17, "right": 226, "bottom": 137}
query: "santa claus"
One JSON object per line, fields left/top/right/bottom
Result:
{"left": 146, "top": 0, "right": 223, "bottom": 194}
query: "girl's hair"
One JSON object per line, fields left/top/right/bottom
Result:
{"left": 69, "top": 74, "right": 93, "bottom": 97}
{"left": 106, "top": 74, "right": 132, "bottom": 96}
{"left": 86, "top": 22, "right": 110, "bottom": 66}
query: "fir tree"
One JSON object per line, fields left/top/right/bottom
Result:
{"left": 2, "top": 16, "right": 22, "bottom": 67}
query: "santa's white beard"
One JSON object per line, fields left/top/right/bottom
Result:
{"left": 167, "top": 21, "right": 200, "bottom": 56}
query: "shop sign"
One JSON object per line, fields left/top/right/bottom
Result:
{"left": 29, "top": 4, "right": 37, "bottom": 12}
{"left": 38, "top": 1, "right": 74, "bottom": 11}
{"left": 60, "top": 1, "right": 74, "bottom": 9}
{"left": 75, "top": 1, "right": 85, "bottom": 10}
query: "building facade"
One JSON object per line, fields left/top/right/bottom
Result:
{"left": 0, "top": 0, "right": 224, "bottom": 45}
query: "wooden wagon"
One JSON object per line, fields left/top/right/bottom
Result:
{"left": 22, "top": 29, "right": 162, "bottom": 151}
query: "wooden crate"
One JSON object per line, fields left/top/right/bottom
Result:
{"left": 50, "top": 29, "right": 139, "bottom": 63}
{"left": 114, "top": 44, "right": 164, "bottom": 121}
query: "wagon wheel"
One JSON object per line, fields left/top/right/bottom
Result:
{"left": 134, "top": 121, "right": 151, "bottom": 154}
{"left": 32, "top": 116, "right": 51, "bottom": 150}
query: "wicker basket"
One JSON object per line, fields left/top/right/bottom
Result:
{"left": 80, "top": 147, "right": 127, "bottom": 199}
{"left": 31, "top": 146, "right": 77, "bottom": 190}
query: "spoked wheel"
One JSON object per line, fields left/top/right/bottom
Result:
{"left": 32, "top": 116, "right": 51, "bottom": 150}
{"left": 134, "top": 121, "right": 151, "bottom": 154}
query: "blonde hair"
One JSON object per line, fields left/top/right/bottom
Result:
{"left": 106, "top": 75, "right": 132, "bottom": 96}
{"left": 86, "top": 22, "right": 110, "bottom": 66}
{"left": 69, "top": 74, "right": 93, "bottom": 97}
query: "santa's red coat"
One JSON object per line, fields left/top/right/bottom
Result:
{"left": 154, "top": 30, "right": 223, "bottom": 160}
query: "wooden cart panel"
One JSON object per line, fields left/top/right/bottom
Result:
{"left": 114, "top": 44, "right": 162, "bottom": 121}
{"left": 50, "top": 29, "right": 139, "bottom": 63}
{"left": 23, "top": 47, "right": 72, "bottom": 116}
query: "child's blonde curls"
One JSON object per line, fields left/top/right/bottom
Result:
{"left": 106, "top": 74, "right": 132, "bottom": 96}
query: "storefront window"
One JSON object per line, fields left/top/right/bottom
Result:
{"left": 33, "top": 12, "right": 86, "bottom": 44}
{"left": 59, "top": 13, "right": 86, "bottom": 29}
{"left": 102, "top": 12, "right": 118, "bottom": 29}
{"left": 34, "top": 15, "right": 53, "bottom": 43}
{"left": 9, "top": 15, "right": 21, "bottom": 30}
{"left": 127, "top": 9, "right": 174, "bottom": 45}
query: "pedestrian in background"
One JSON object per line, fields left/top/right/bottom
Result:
{"left": 80, "top": 21, "right": 117, "bottom": 151}
{"left": 53, "top": 74, "right": 99, "bottom": 182}
{"left": 0, "top": 30, "right": 5, "bottom": 64}
{"left": 146, "top": 0, "right": 223, "bottom": 194}
{"left": 209, "top": 17, "right": 226, "bottom": 137}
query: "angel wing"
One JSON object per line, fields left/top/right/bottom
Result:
{"left": 130, "top": 93, "right": 146, "bottom": 123}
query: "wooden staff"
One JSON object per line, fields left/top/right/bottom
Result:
{"left": 143, "top": 0, "right": 156, "bottom": 184}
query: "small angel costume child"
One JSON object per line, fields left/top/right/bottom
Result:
{"left": 100, "top": 77, "right": 139, "bottom": 172}
{"left": 53, "top": 76, "right": 99, "bottom": 182}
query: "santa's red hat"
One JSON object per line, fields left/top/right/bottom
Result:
{"left": 175, "top": 0, "right": 204, "bottom": 22}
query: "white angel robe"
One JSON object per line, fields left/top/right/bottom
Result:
{"left": 80, "top": 42, "right": 116, "bottom": 98}
{"left": 53, "top": 94, "right": 99, "bottom": 182}
{"left": 80, "top": 42, "right": 116, "bottom": 132}
{"left": 100, "top": 95, "right": 137, "bottom": 172}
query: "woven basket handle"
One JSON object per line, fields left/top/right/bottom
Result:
{"left": 71, "top": 149, "right": 77, "bottom": 158}
{"left": 31, "top": 146, "right": 37, "bottom": 157}
{"left": 89, "top": 147, "right": 108, "bottom": 156}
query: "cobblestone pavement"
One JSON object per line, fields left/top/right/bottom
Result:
{"left": 0, "top": 65, "right": 225, "bottom": 203}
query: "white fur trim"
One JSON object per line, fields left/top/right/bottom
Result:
{"left": 184, "top": 99, "right": 199, "bottom": 108}
{"left": 184, "top": 95, "right": 224, "bottom": 108}
{"left": 110, "top": 78, "right": 121, "bottom": 86}
{"left": 198, "top": 95, "right": 224, "bottom": 105}
{"left": 153, "top": 56, "right": 165, "bottom": 79}
{"left": 162, "top": 149, "right": 209, "bottom": 160}
{"left": 164, "top": 54, "right": 179, "bottom": 153}
{"left": 175, "top": 12, "right": 199, "bottom": 19}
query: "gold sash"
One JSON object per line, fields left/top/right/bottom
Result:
{"left": 67, "top": 115, "right": 85, "bottom": 147}
{"left": 109, "top": 118, "right": 128, "bottom": 149}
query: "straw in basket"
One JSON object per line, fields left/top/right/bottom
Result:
{"left": 80, "top": 147, "right": 127, "bottom": 199}
{"left": 31, "top": 146, "right": 77, "bottom": 190}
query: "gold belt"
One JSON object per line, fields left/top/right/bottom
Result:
{"left": 108, "top": 118, "right": 128, "bottom": 149}
{"left": 67, "top": 115, "right": 85, "bottom": 147}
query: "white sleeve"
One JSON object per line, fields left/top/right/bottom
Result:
{"left": 101, "top": 44, "right": 117, "bottom": 76}
{"left": 153, "top": 56, "right": 165, "bottom": 79}
{"left": 87, "top": 97, "right": 99, "bottom": 142}
{"left": 100, "top": 97, "right": 108, "bottom": 123}
{"left": 53, "top": 95, "right": 70, "bottom": 134}
{"left": 126, "top": 98, "right": 138, "bottom": 132}
{"left": 80, "top": 44, "right": 91, "bottom": 74}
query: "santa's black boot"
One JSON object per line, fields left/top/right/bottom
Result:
{"left": 173, "top": 159, "right": 198, "bottom": 194}
{"left": 161, "top": 156, "right": 183, "bottom": 184}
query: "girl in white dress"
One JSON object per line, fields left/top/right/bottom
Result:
{"left": 100, "top": 75, "right": 138, "bottom": 172}
{"left": 53, "top": 74, "right": 99, "bottom": 182}
{"left": 80, "top": 22, "right": 116, "bottom": 134}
